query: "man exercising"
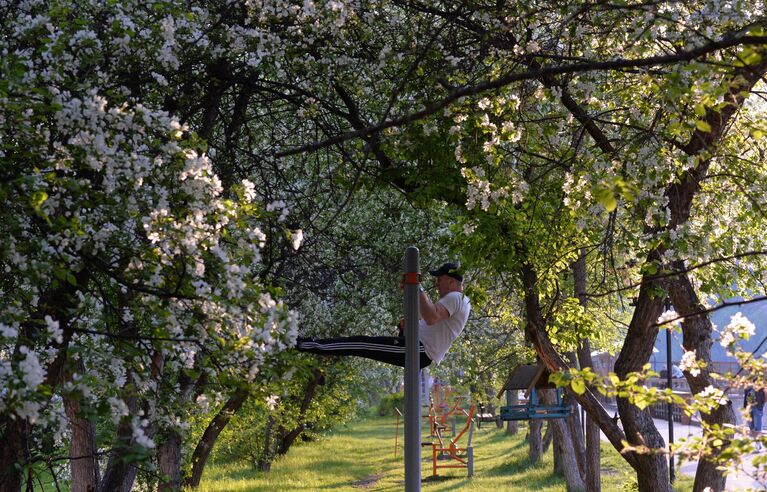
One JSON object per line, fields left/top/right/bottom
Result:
{"left": 296, "top": 262, "right": 471, "bottom": 368}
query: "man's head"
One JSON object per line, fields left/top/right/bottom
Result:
{"left": 428, "top": 262, "right": 463, "bottom": 296}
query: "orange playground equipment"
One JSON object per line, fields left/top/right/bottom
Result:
{"left": 423, "top": 402, "right": 475, "bottom": 477}
{"left": 427, "top": 381, "right": 466, "bottom": 437}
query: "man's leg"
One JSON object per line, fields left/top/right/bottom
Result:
{"left": 297, "top": 335, "right": 431, "bottom": 368}
{"left": 753, "top": 408, "right": 763, "bottom": 450}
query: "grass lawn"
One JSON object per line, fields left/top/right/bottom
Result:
{"left": 194, "top": 414, "right": 694, "bottom": 491}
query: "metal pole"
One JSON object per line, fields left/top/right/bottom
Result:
{"left": 666, "top": 322, "right": 675, "bottom": 483}
{"left": 404, "top": 247, "right": 421, "bottom": 491}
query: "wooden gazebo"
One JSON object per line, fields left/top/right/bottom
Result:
{"left": 497, "top": 364, "right": 571, "bottom": 421}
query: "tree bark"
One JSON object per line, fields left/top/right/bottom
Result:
{"left": 529, "top": 419, "right": 544, "bottom": 463}
{"left": 64, "top": 396, "right": 99, "bottom": 492}
{"left": 278, "top": 369, "right": 324, "bottom": 456}
{"left": 520, "top": 263, "right": 635, "bottom": 468}
{"left": 574, "top": 251, "right": 602, "bottom": 492}
{"left": 543, "top": 390, "right": 586, "bottom": 491}
{"left": 257, "top": 416, "right": 276, "bottom": 472}
{"left": 669, "top": 270, "right": 736, "bottom": 492}
{"left": 183, "top": 387, "right": 250, "bottom": 488}
{"left": 614, "top": 263, "right": 673, "bottom": 492}
{"left": 99, "top": 391, "right": 140, "bottom": 492}
{"left": 553, "top": 425, "right": 562, "bottom": 474}
{"left": 0, "top": 418, "right": 28, "bottom": 492}
{"left": 564, "top": 392, "right": 586, "bottom": 480}
{"left": 505, "top": 390, "right": 519, "bottom": 436}
{"left": 158, "top": 430, "right": 182, "bottom": 492}
{"left": 0, "top": 271, "right": 90, "bottom": 492}
{"left": 542, "top": 420, "right": 554, "bottom": 454}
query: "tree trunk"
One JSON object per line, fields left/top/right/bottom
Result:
{"left": 158, "top": 430, "right": 182, "bottom": 492}
{"left": 0, "top": 417, "right": 28, "bottom": 492}
{"left": 617, "top": 400, "right": 673, "bottom": 492}
{"left": 0, "top": 275, "right": 91, "bottom": 492}
{"left": 669, "top": 270, "right": 736, "bottom": 492}
{"left": 614, "top": 264, "right": 673, "bottom": 492}
{"left": 506, "top": 390, "right": 519, "bottom": 435}
{"left": 520, "top": 263, "right": 635, "bottom": 469}
{"left": 184, "top": 387, "right": 250, "bottom": 488}
{"left": 563, "top": 350, "right": 586, "bottom": 480}
{"left": 564, "top": 393, "right": 586, "bottom": 479}
{"left": 257, "top": 416, "right": 276, "bottom": 472}
{"left": 543, "top": 390, "right": 586, "bottom": 491}
{"left": 542, "top": 420, "right": 553, "bottom": 453}
{"left": 64, "top": 396, "right": 99, "bottom": 492}
{"left": 278, "top": 369, "right": 324, "bottom": 455}
{"left": 583, "top": 411, "right": 602, "bottom": 492}
{"left": 574, "top": 251, "right": 602, "bottom": 492}
{"left": 99, "top": 396, "right": 139, "bottom": 492}
{"left": 529, "top": 419, "right": 544, "bottom": 463}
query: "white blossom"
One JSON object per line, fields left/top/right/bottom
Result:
{"left": 44, "top": 315, "right": 63, "bottom": 344}
{"left": 656, "top": 310, "right": 681, "bottom": 326}
{"left": 679, "top": 350, "right": 700, "bottom": 377}
{"left": 720, "top": 312, "right": 756, "bottom": 347}
{"left": 291, "top": 229, "right": 304, "bottom": 250}
{"left": 266, "top": 394, "right": 280, "bottom": 410}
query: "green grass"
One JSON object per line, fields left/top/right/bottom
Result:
{"left": 194, "top": 415, "right": 695, "bottom": 491}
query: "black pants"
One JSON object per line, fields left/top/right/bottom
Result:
{"left": 297, "top": 335, "right": 432, "bottom": 369}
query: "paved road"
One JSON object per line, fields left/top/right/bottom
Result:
{"left": 597, "top": 401, "right": 765, "bottom": 491}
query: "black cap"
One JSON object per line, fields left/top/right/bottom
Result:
{"left": 428, "top": 262, "right": 463, "bottom": 282}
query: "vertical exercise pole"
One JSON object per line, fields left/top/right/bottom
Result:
{"left": 404, "top": 247, "right": 421, "bottom": 491}
{"left": 664, "top": 297, "right": 674, "bottom": 484}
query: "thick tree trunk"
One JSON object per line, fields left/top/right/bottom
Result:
{"left": 278, "top": 369, "right": 324, "bottom": 455}
{"left": 543, "top": 390, "right": 586, "bottom": 491}
{"left": 505, "top": 390, "right": 519, "bottom": 435}
{"left": 541, "top": 420, "right": 553, "bottom": 453}
{"left": 0, "top": 275, "right": 91, "bottom": 492}
{"left": 564, "top": 393, "right": 586, "bottom": 478}
{"left": 617, "top": 399, "right": 673, "bottom": 492}
{"left": 158, "top": 430, "right": 182, "bottom": 492}
{"left": 99, "top": 395, "right": 140, "bottom": 492}
{"left": 257, "top": 416, "right": 277, "bottom": 472}
{"left": 99, "top": 433, "right": 138, "bottom": 492}
{"left": 0, "top": 418, "right": 28, "bottom": 492}
{"left": 64, "top": 396, "right": 99, "bottom": 492}
{"left": 573, "top": 251, "right": 602, "bottom": 492}
{"left": 614, "top": 263, "right": 673, "bottom": 492}
{"left": 583, "top": 411, "right": 602, "bottom": 491}
{"left": 520, "top": 264, "right": 635, "bottom": 468}
{"left": 529, "top": 419, "right": 544, "bottom": 462}
{"left": 184, "top": 387, "right": 250, "bottom": 488}
{"left": 669, "top": 271, "right": 736, "bottom": 492}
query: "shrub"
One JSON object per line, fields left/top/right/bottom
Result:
{"left": 377, "top": 391, "right": 405, "bottom": 416}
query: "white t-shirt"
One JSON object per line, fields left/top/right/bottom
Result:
{"left": 419, "top": 291, "right": 471, "bottom": 364}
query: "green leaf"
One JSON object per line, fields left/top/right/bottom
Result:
{"left": 66, "top": 272, "right": 77, "bottom": 286}
{"left": 571, "top": 378, "right": 586, "bottom": 395}
{"left": 30, "top": 190, "right": 48, "bottom": 210}
{"left": 695, "top": 120, "right": 712, "bottom": 132}
{"left": 594, "top": 186, "right": 617, "bottom": 212}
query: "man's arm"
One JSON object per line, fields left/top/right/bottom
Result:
{"left": 419, "top": 287, "right": 450, "bottom": 325}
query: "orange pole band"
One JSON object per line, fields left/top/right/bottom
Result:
{"left": 403, "top": 272, "right": 421, "bottom": 284}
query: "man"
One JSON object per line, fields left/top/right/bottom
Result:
{"left": 296, "top": 262, "right": 471, "bottom": 368}
{"left": 744, "top": 384, "right": 765, "bottom": 450}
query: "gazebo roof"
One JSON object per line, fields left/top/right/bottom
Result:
{"left": 496, "top": 364, "right": 557, "bottom": 399}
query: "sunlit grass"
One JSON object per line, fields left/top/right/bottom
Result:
{"left": 194, "top": 414, "right": 695, "bottom": 491}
